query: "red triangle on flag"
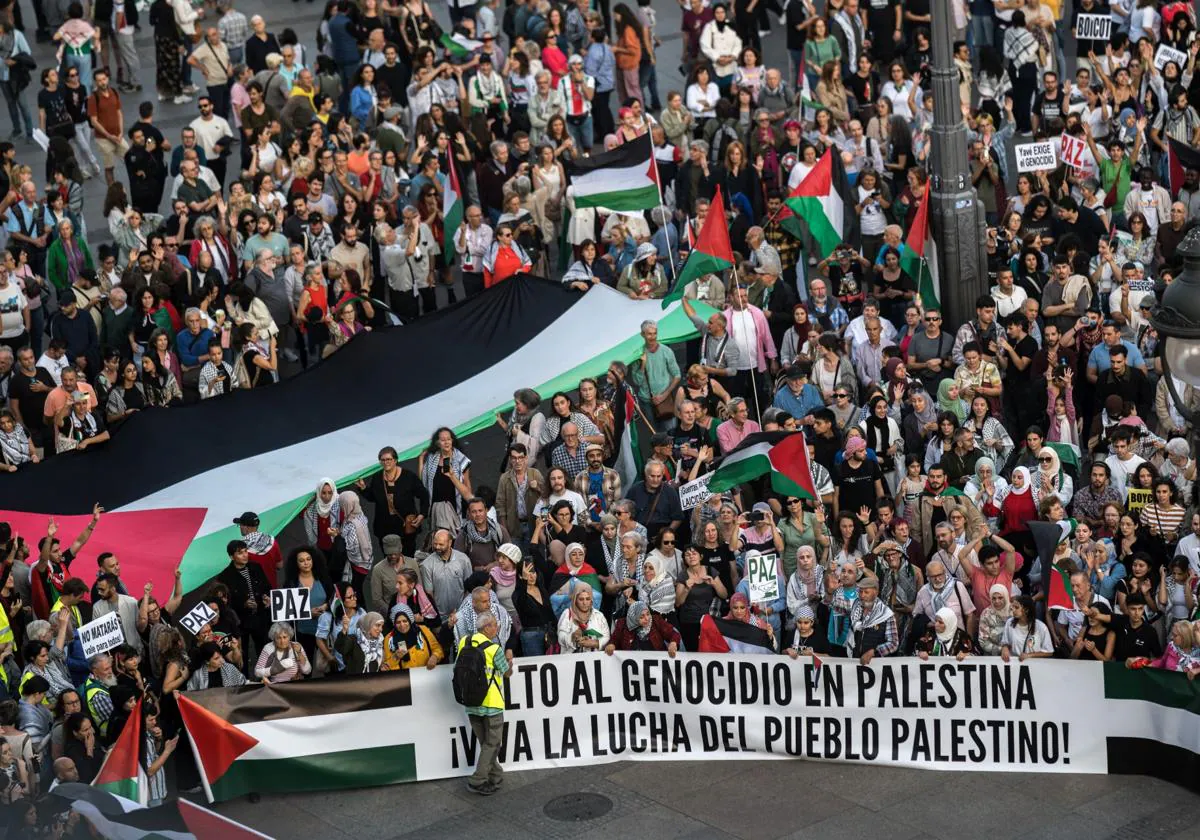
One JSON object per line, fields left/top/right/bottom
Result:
{"left": 904, "top": 191, "right": 930, "bottom": 261}
{"left": 646, "top": 155, "right": 661, "bottom": 189}
{"left": 178, "top": 799, "right": 273, "bottom": 839}
{"left": 765, "top": 432, "right": 818, "bottom": 499}
{"left": 177, "top": 694, "right": 259, "bottom": 786}
{"left": 93, "top": 697, "right": 143, "bottom": 790}
{"left": 695, "top": 186, "right": 734, "bottom": 264}
{"left": 790, "top": 149, "right": 833, "bottom": 198}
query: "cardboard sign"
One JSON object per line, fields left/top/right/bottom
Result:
{"left": 1154, "top": 44, "right": 1188, "bottom": 71}
{"left": 678, "top": 474, "right": 714, "bottom": 511}
{"left": 270, "top": 588, "right": 312, "bottom": 622}
{"left": 78, "top": 612, "right": 125, "bottom": 659}
{"left": 1016, "top": 141, "right": 1059, "bottom": 173}
{"left": 1059, "top": 133, "right": 1089, "bottom": 171}
{"left": 179, "top": 601, "right": 219, "bottom": 636}
{"left": 1074, "top": 14, "right": 1111, "bottom": 41}
{"left": 746, "top": 552, "right": 780, "bottom": 604}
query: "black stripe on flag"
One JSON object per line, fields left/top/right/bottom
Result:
{"left": 1106, "top": 737, "right": 1200, "bottom": 795}
{"left": 0, "top": 277, "right": 578, "bottom": 515}
{"left": 565, "top": 133, "right": 652, "bottom": 177}
{"left": 188, "top": 670, "right": 412, "bottom": 724}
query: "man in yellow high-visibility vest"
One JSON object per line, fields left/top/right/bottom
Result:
{"left": 456, "top": 612, "right": 509, "bottom": 795}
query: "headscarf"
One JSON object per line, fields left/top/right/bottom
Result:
{"left": 724, "top": 592, "right": 769, "bottom": 629}
{"left": 862, "top": 395, "right": 893, "bottom": 454}
{"left": 338, "top": 490, "right": 374, "bottom": 568}
{"left": 988, "top": 583, "right": 1012, "bottom": 617}
{"left": 569, "top": 585, "right": 594, "bottom": 627}
{"left": 639, "top": 556, "right": 676, "bottom": 614}
{"left": 626, "top": 600, "right": 652, "bottom": 640}
{"left": 1009, "top": 466, "right": 1032, "bottom": 496}
{"left": 388, "top": 603, "right": 421, "bottom": 649}
{"left": 936, "top": 379, "right": 966, "bottom": 423}
{"left": 884, "top": 358, "right": 906, "bottom": 403}
{"left": 843, "top": 435, "right": 867, "bottom": 458}
{"left": 909, "top": 388, "right": 938, "bottom": 430}
{"left": 356, "top": 612, "right": 385, "bottom": 671}
{"left": 974, "top": 456, "right": 996, "bottom": 485}
{"left": 934, "top": 606, "right": 958, "bottom": 644}
{"left": 1035, "top": 446, "right": 1064, "bottom": 498}
{"left": 314, "top": 478, "right": 337, "bottom": 517}
{"left": 565, "top": 542, "right": 586, "bottom": 571}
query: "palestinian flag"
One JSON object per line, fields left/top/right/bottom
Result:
{"left": 72, "top": 796, "right": 272, "bottom": 840}
{"left": 901, "top": 191, "right": 939, "bottom": 311}
{"left": 610, "top": 382, "right": 643, "bottom": 491}
{"left": 777, "top": 202, "right": 805, "bottom": 241}
{"left": 566, "top": 133, "right": 660, "bottom": 212}
{"left": 93, "top": 697, "right": 148, "bottom": 805}
{"left": 1168, "top": 137, "right": 1200, "bottom": 196}
{"left": 0, "top": 280, "right": 706, "bottom": 597}
{"left": 439, "top": 32, "right": 482, "bottom": 59}
{"left": 785, "top": 148, "right": 854, "bottom": 261}
{"left": 697, "top": 614, "right": 774, "bottom": 654}
{"left": 661, "top": 186, "right": 734, "bottom": 308}
{"left": 443, "top": 157, "right": 463, "bottom": 264}
{"left": 1101, "top": 662, "right": 1200, "bottom": 794}
{"left": 797, "top": 59, "right": 820, "bottom": 122}
{"left": 706, "top": 431, "right": 817, "bottom": 500}
{"left": 179, "top": 674, "right": 419, "bottom": 802}
{"left": 1046, "top": 565, "right": 1074, "bottom": 612}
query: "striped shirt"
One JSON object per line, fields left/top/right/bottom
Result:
{"left": 1139, "top": 503, "right": 1187, "bottom": 539}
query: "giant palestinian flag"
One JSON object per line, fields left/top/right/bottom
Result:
{"left": 706, "top": 431, "right": 817, "bottom": 500}
{"left": 785, "top": 147, "right": 857, "bottom": 260}
{"left": 0, "top": 280, "right": 713, "bottom": 597}
{"left": 901, "top": 191, "right": 940, "bottom": 311}
{"left": 566, "top": 133, "right": 660, "bottom": 211}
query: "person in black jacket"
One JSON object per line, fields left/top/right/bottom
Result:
{"left": 124, "top": 127, "right": 168, "bottom": 215}
{"left": 216, "top": 539, "right": 272, "bottom": 655}
{"left": 355, "top": 445, "right": 431, "bottom": 556}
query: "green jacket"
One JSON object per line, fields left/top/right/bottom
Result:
{"left": 46, "top": 236, "right": 95, "bottom": 291}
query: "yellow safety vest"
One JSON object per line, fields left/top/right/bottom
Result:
{"left": 0, "top": 606, "right": 11, "bottom": 646}
{"left": 82, "top": 678, "right": 110, "bottom": 738}
{"left": 50, "top": 599, "right": 81, "bottom": 630}
{"left": 456, "top": 632, "right": 504, "bottom": 711}
{"left": 17, "top": 670, "right": 52, "bottom": 705}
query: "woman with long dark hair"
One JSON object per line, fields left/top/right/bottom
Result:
{"left": 282, "top": 545, "right": 334, "bottom": 661}
{"left": 418, "top": 426, "right": 473, "bottom": 530}
{"left": 610, "top": 4, "right": 644, "bottom": 105}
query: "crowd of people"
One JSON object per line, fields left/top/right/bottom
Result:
{"left": 0, "top": 0, "right": 1195, "bottom": 822}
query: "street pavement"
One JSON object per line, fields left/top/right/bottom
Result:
{"left": 7, "top": 0, "right": 1195, "bottom": 836}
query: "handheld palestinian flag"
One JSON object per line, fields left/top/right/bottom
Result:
{"left": 777, "top": 202, "right": 806, "bottom": 242}
{"left": 92, "top": 697, "right": 148, "bottom": 805}
{"left": 706, "top": 431, "right": 817, "bottom": 500}
{"left": 901, "top": 191, "right": 939, "bottom": 311}
{"left": 439, "top": 32, "right": 482, "bottom": 59}
{"left": 566, "top": 133, "right": 660, "bottom": 211}
{"left": 1168, "top": 137, "right": 1200, "bottom": 196}
{"left": 785, "top": 147, "right": 856, "bottom": 261}
{"left": 1046, "top": 565, "right": 1075, "bottom": 612}
{"left": 443, "top": 157, "right": 464, "bottom": 264}
{"left": 611, "top": 382, "right": 643, "bottom": 491}
{"left": 697, "top": 614, "right": 774, "bottom": 654}
{"left": 661, "top": 185, "right": 734, "bottom": 308}
{"left": 178, "top": 675, "right": 417, "bottom": 802}
{"left": 797, "top": 59, "right": 820, "bottom": 122}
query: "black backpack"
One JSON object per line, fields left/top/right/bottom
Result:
{"left": 453, "top": 635, "right": 498, "bottom": 706}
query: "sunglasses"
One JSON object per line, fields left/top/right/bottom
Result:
{"left": 925, "top": 316, "right": 941, "bottom": 322}
{"left": 662, "top": 540, "right": 675, "bottom": 546}
{"left": 1038, "top": 456, "right": 1054, "bottom": 463}
{"left": 834, "top": 393, "right": 848, "bottom": 398}
{"left": 786, "top": 499, "right": 801, "bottom": 506}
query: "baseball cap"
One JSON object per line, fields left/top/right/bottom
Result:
{"left": 232, "top": 511, "right": 260, "bottom": 527}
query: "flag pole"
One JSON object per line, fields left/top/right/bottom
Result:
{"left": 732, "top": 261, "right": 763, "bottom": 425}
{"left": 650, "top": 153, "right": 678, "bottom": 289}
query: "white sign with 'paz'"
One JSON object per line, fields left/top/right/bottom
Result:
{"left": 1016, "top": 141, "right": 1058, "bottom": 173}
{"left": 271, "top": 588, "right": 312, "bottom": 622}
{"left": 78, "top": 612, "right": 125, "bottom": 659}
{"left": 746, "top": 552, "right": 780, "bottom": 604}
{"left": 178, "top": 601, "right": 219, "bottom": 636}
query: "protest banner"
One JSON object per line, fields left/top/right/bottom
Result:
{"left": 678, "top": 474, "right": 713, "bottom": 510}
{"left": 178, "top": 601, "right": 219, "bottom": 636}
{"left": 270, "top": 588, "right": 312, "bottom": 622}
{"left": 1074, "top": 14, "right": 1110, "bottom": 40}
{"left": 78, "top": 612, "right": 124, "bottom": 659}
{"left": 1155, "top": 44, "right": 1188, "bottom": 71}
{"left": 1016, "top": 141, "right": 1058, "bottom": 173}
{"left": 177, "top": 656, "right": 1200, "bottom": 804}
{"left": 746, "top": 552, "right": 780, "bottom": 603}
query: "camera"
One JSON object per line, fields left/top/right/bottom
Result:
{"left": 750, "top": 511, "right": 765, "bottom": 523}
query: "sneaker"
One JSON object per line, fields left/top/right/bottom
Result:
{"left": 182, "top": 84, "right": 199, "bottom": 94}
{"left": 758, "top": 28, "right": 770, "bottom": 36}
{"left": 174, "top": 94, "right": 194, "bottom": 104}
{"left": 158, "top": 93, "right": 169, "bottom": 102}
{"left": 467, "top": 781, "right": 496, "bottom": 796}
{"left": 281, "top": 347, "right": 300, "bottom": 362}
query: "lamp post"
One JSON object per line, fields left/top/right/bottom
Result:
{"left": 927, "top": 0, "right": 989, "bottom": 328}
{"left": 1149, "top": 227, "right": 1200, "bottom": 460}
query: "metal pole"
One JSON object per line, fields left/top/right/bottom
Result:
{"left": 928, "top": 0, "right": 990, "bottom": 329}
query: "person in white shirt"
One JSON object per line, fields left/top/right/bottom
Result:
{"left": 845, "top": 298, "right": 898, "bottom": 349}
{"left": 1104, "top": 429, "right": 1146, "bottom": 500}
{"left": 454, "top": 205, "right": 494, "bottom": 299}
{"left": 699, "top": 7, "right": 741, "bottom": 91}
{"left": 1175, "top": 512, "right": 1200, "bottom": 576}
{"left": 37, "top": 343, "right": 70, "bottom": 386}
{"left": 990, "top": 267, "right": 1027, "bottom": 318}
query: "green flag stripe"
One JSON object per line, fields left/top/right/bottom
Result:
{"left": 572, "top": 184, "right": 661, "bottom": 211}
{"left": 662, "top": 250, "right": 733, "bottom": 308}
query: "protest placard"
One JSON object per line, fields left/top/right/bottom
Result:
{"left": 1060, "top": 133, "right": 1089, "bottom": 171}
{"left": 678, "top": 475, "right": 714, "bottom": 510}
{"left": 746, "top": 552, "right": 780, "bottom": 604}
{"left": 1016, "top": 141, "right": 1059, "bottom": 173}
{"left": 1074, "top": 14, "right": 1110, "bottom": 40}
{"left": 1155, "top": 44, "right": 1188, "bottom": 71}
{"left": 270, "top": 588, "right": 313, "bottom": 622}
{"left": 179, "top": 601, "right": 219, "bottom": 636}
{"left": 78, "top": 612, "right": 124, "bottom": 659}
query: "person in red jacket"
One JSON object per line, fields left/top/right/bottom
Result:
{"left": 232, "top": 511, "right": 282, "bottom": 589}
{"left": 603, "top": 601, "right": 681, "bottom": 654}
{"left": 482, "top": 225, "right": 532, "bottom": 288}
